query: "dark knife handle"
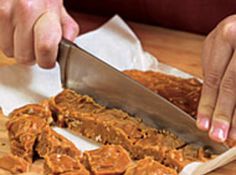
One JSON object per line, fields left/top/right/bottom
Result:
{"left": 57, "top": 38, "right": 77, "bottom": 87}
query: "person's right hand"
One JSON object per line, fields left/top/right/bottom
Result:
{"left": 0, "top": 0, "right": 79, "bottom": 68}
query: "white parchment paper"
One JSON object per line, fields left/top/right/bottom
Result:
{"left": 0, "top": 15, "right": 234, "bottom": 174}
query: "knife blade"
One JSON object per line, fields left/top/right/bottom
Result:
{"left": 57, "top": 39, "right": 228, "bottom": 154}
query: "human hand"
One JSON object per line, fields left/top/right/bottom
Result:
{"left": 197, "top": 15, "right": 236, "bottom": 143}
{"left": 0, "top": 0, "right": 79, "bottom": 68}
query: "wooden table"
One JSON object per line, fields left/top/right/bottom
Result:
{"left": 0, "top": 12, "right": 235, "bottom": 175}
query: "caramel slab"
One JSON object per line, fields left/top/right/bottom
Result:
{"left": 124, "top": 70, "right": 201, "bottom": 118}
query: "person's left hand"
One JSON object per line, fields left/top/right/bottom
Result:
{"left": 197, "top": 15, "right": 236, "bottom": 143}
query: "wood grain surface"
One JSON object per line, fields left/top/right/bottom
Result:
{"left": 0, "top": 12, "right": 235, "bottom": 175}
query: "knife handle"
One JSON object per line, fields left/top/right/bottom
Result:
{"left": 57, "top": 38, "right": 77, "bottom": 87}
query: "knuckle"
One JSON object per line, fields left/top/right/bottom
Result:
{"left": 214, "top": 112, "right": 231, "bottom": 122}
{"left": 71, "top": 21, "right": 79, "bottom": 34}
{"left": 16, "top": 56, "right": 34, "bottom": 64}
{"left": 204, "top": 70, "right": 222, "bottom": 89}
{"left": 17, "top": 0, "right": 32, "bottom": 17}
{"left": 221, "top": 17, "right": 236, "bottom": 42}
{"left": 1, "top": 47, "right": 13, "bottom": 58}
{"left": 204, "top": 30, "right": 215, "bottom": 44}
{"left": 18, "top": 0, "right": 29, "bottom": 9}
{"left": 63, "top": 16, "right": 79, "bottom": 35}
{"left": 220, "top": 70, "right": 236, "bottom": 95}
{"left": 0, "top": 3, "right": 11, "bottom": 19}
{"left": 199, "top": 103, "right": 215, "bottom": 115}
{"left": 15, "top": 49, "right": 34, "bottom": 64}
{"left": 37, "top": 42, "right": 54, "bottom": 56}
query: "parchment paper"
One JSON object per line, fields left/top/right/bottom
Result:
{"left": 0, "top": 15, "right": 234, "bottom": 175}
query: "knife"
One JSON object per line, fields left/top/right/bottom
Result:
{"left": 57, "top": 38, "right": 228, "bottom": 154}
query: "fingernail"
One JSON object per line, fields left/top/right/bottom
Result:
{"left": 197, "top": 114, "right": 210, "bottom": 131}
{"left": 210, "top": 120, "right": 229, "bottom": 142}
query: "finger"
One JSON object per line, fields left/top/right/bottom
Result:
{"left": 0, "top": 0, "right": 14, "bottom": 57}
{"left": 229, "top": 108, "right": 236, "bottom": 140}
{"left": 201, "top": 30, "right": 215, "bottom": 76}
{"left": 34, "top": 11, "right": 62, "bottom": 69}
{"left": 197, "top": 29, "right": 233, "bottom": 131}
{"left": 13, "top": 0, "right": 45, "bottom": 65}
{"left": 209, "top": 52, "right": 236, "bottom": 142}
{"left": 61, "top": 7, "right": 79, "bottom": 41}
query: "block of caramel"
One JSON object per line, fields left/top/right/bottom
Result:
{"left": 125, "top": 157, "right": 177, "bottom": 175}
{"left": 6, "top": 115, "right": 48, "bottom": 162}
{"left": 44, "top": 153, "right": 89, "bottom": 175}
{"left": 61, "top": 170, "right": 90, "bottom": 175}
{"left": 9, "top": 104, "right": 53, "bottom": 125}
{"left": 49, "top": 89, "right": 104, "bottom": 127}
{"left": 36, "top": 127, "right": 81, "bottom": 160}
{"left": 123, "top": 70, "right": 202, "bottom": 118}
{"left": 0, "top": 154, "right": 30, "bottom": 174}
{"left": 83, "top": 145, "right": 132, "bottom": 175}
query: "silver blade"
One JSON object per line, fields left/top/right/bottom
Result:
{"left": 58, "top": 39, "right": 228, "bottom": 154}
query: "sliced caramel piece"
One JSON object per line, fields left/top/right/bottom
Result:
{"left": 83, "top": 145, "right": 131, "bottom": 175}
{"left": 7, "top": 115, "right": 48, "bottom": 162}
{"left": 36, "top": 127, "right": 81, "bottom": 160}
{"left": 0, "top": 154, "right": 30, "bottom": 174}
{"left": 44, "top": 153, "right": 89, "bottom": 175}
{"left": 61, "top": 170, "right": 90, "bottom": 175}
{"left": 125, "top": 157, "right": 177, "bottom": 175}
{"left": 163, "top": 150, "right": 191, "bottom": 171}
{"left": 65, "top": 111, "right": 146, "bottom": 156}
{"left": 123, "top": 70, "right": 201, "bottom": 118}
{"left": 49, "top": 89, "right": 104, "bottom": 126}
{"left": 9, "top": 104, "right": 53, "bottom": 125}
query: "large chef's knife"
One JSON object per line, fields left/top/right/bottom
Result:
{"left": 57, "top": 39, "right": 228, "bottom": 154}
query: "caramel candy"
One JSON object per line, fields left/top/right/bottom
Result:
{"left": 36, "top": 127, "right": 81, "bottom": 160}
{"left": 131, "top": 128, "right": 184, "bottom": 158}
{"left": 65, "top": 110, "right": 144, "bottom": 152}
{"left": 83, "top": 145, "right": 132, "bottom": 175}
{"left": 61, "top": 170, "right": 90, "bottom": 175}
{"left": 7, "top": 115, "right": 48, "bottom": 162}
{"left": 125, "top": 157, "right": 177, "bottom": 175}
{"left": 9, "top": 104, "right": 53, "bottom": 125}
{"left": 163, "top": 150, "right": 191, "bottom": 171}
{"left": 123, "top": 70, "right": 202, "bottom": 118}
{"left": 44, "top": 153, "right": 89, "bottom": 175}
{"left": 49, "top": 89, "right": 104, "bottom": 126}
{"left": 0, "top": 154, "right": 30, "bottom": 174}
